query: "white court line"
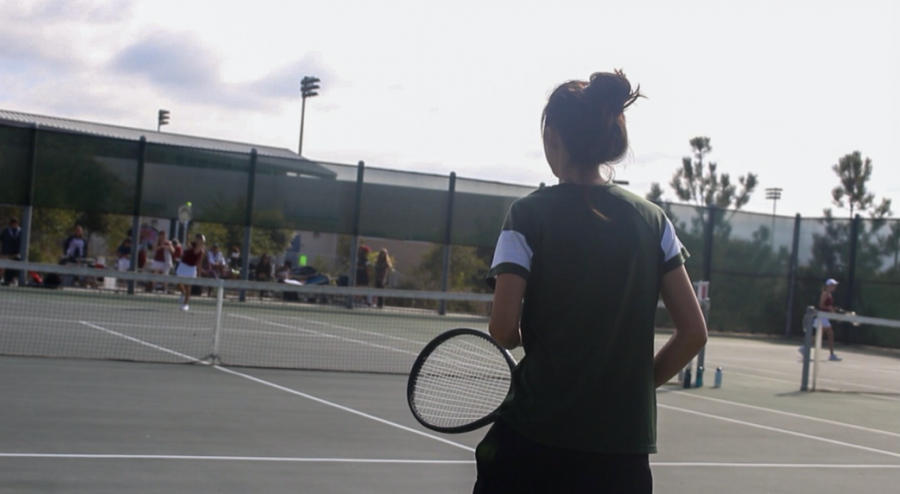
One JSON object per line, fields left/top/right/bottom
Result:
{"left": 228, "top": 314, "right": 418, "bottom": 357}
{"left": 668, "top": 391, "right": 900, "bottom": 439}
{"left": 709, "top": 367, "right": 800, "bottom": 386}
{"left": 0, "top": 300, "right": 216, "bottom": 314}
{"left": 2, "top": 454, "right": 898, "bottom": 469}
{"left": 78, "top": 320, "right": 474, "bottom": 454}
{"left": 288, "top": 316, "right": 429, "bottom": 347}
{"left": 707, "top": 360, "right": 900, "bottom": 398}
{"left": 78, "top": 322, "right": 202, "bottom": 363}
{"left": 0, "top": 454, "right": 470, "bottom": 464}
{"left": 72, "top": 321, "right": 899, "bottom": 461}
{"left": 229, "top": 311, "right": 429, "bottom": 347}
{"left": 9, "top": 315, "right": 321, "bottom": 340}
{"left": 710, "top": 356, "right": 900, "bottom": 374}
{"left": 650, "top": 462, "right": 900, "bottom": 468}
{"left": 213, "top": 365, "right": 474, "bottom": 453}
{"left": 681, "top": 362, "right": 898, "bottom": 404}
{"left": 4, "top": 315, "right": 216, "bottom": 333}
{"left": 659, "top": 404, "right": 900, "bottom": 459}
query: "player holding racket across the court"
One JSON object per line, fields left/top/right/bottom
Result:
{"left": 475, "top": 70, "right": 708, "bottom": 493}
{"left": 176, "top": 233, "right": 205, "bottom": 311}
{"left": 816, "top": 279, "right": 842, "bottom": 361}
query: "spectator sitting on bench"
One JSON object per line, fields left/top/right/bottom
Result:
{"left": 275, "top": 260, "right": 303, "bottom": 301}
{"left": 256, "top": 254, "right": 273, "bottom": 282}
{"left": 207, "top": 243, "right": 229, "bottom": 279}
{"left": 116, "top": 238, "right": 132, "bottom": 271}
{"left": 275, "top": 259, "right": 293, "bottom": 282}
{"left": 61, "top": 225, "right": 87, "bottom": 264}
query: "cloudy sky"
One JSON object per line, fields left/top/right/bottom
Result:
{"left": 2, "top": 0, "right": 897, "bottom": 218}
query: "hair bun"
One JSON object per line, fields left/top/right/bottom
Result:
{"left": 584, "top": 70, "right": 642, "bottom": 113}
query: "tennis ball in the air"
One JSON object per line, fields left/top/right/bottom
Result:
{"left": 186, "top": 202, "right": 192, "bottom": 207}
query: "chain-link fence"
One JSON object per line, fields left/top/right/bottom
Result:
{"left": 2, "top": 120, "right": 898, "bottom": 347}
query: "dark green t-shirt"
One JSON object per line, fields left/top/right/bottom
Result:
{"left": 486, "top": 183, "right": 687, "bottom": 454}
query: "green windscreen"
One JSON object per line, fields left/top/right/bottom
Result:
{"left": 32, "top": 130, "right": 137, "bottom": 215}
{"left": 708, "top": 208, "right": 795, "bottom": 333}
{"left": 141, "top": 143, "right": 250, "bottom": 224}
{"left": 0, "top": 125, "right": 32, "bottom": 206}
{"left": 253, "top": 156, "right": 356, "bottom": 234}
{"left": 358, "top": 167, "right": 449, "bottom": 243}
{"left": 849, "top": 218, "right": 900, "bottom": 346}
{"left": 451, "top": 178, "right": 537, "bottom": 248}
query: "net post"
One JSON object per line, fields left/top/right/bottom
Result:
{"left": 784, "top": 214, "right": 802, "bottom": 337}
{"left": 438, "top": 172, "right": 457, "bottom": 316}
{"left": 800, "top": 306, "right": 815, "bottom": 391}
{"left": 695, "top": 299, "right": 710, "bottom": 384}
{"left": 212, "top": 279, "right": 224, "bottom": 364}
{"left": 812, "top": 316, "right": 823, "bottom": 391}
{"left": 238, "top": 149, "right": 258, "bottom": 303}
{"left": 694, "top": 282, "right": 710, "bottom": 387}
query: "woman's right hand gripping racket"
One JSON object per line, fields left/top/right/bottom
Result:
{"left": 407, "top": 328, "right": 517, "bottom": 434}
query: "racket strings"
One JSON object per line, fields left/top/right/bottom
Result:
{"left": 411, "top": 335, "right": 512, "bottom": 428}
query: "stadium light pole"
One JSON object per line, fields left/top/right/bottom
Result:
{"left": 299, "top": 76, "right": 321, "bottom": 156}
{"left": 157, "top": 109, "right": 170, "bottom": 132}
{"left": 766, "top": 187, "right": 783, "bottom": 216}
{"left": 766, "top": 187, "right": 783, "bottom": 243}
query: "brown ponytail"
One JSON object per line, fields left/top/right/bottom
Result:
{"left": 542, "top": 70, "right": 644, "bottom": 218}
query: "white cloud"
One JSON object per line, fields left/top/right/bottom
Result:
{"left": 1, "top": 0, "right": 898, "bottom": 218}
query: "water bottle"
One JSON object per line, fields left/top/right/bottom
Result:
{"left": 694, "top": 366, "right": 704, "bottom": 388}
{"left": 683, "top": 366, "right": 692, "bottom": 389}
{"left": 714, "top": 367, "right": 723, "bottom": 388}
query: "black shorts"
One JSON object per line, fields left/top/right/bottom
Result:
{"left": 355, "top": 267, "right": 369, "bottom": 286}
{"left": 473, "top": 419, "right": 652, "bottom": 494}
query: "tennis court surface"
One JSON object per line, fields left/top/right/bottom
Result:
{"left": 2, "top": 274, "right": 899, "bottom": 493}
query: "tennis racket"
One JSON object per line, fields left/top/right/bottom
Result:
{"left": 407, "top": 328, "right": 517, "bottom": 434}
{"left": 836, "top": 308, "right": 861, "bottom": 327}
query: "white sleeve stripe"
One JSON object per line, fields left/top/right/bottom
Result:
{"left": 661, "top": 218, "right": 684, "bottom": 262}
{"left": 491, "top": 230, "right": 533, "bottom": 271}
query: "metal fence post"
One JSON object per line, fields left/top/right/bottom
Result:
{"left": 438, "top": 172, "right": 457, "bottom": 316}
{"left": 784, "top": 214, "right": 802, "bottom": 336}
{"left": 689, "top": 204, "right": 716, "bottom": 382}
{"left": 239, "top": 149, "right": 258, "bottom": 302}
{"left": 703, "top": 204, "right": 715, "bottom": 284}
{"left": 16, "top": 124, "right": 38, "bottom": 286}
{"left": 800, "top": 306, "right": 816, "bottom": 391}
{"left": 844, "top": 214, "right": 861, "bottom": 343}
{"left": 128, "top": 137, "right": 147, "bottom": 295}
{"left": 347, "top": 161, "right": 365, "bottom": 308}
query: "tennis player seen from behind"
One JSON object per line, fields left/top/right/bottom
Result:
{"left": 479, "top": 70, "right": 708, "bottom": 494}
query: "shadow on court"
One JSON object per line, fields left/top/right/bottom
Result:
{"left": 2, "top": 335, "right": 898, "bottom": 494}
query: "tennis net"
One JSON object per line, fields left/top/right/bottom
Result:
{"left": 0, "top": 260, "right": 494, "bottom": 374}
{"left": 0, "top": 260, "right": 710, "bottom": 377}
{"left": 800, "top": 307, "right": 900, "bottom": 395}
